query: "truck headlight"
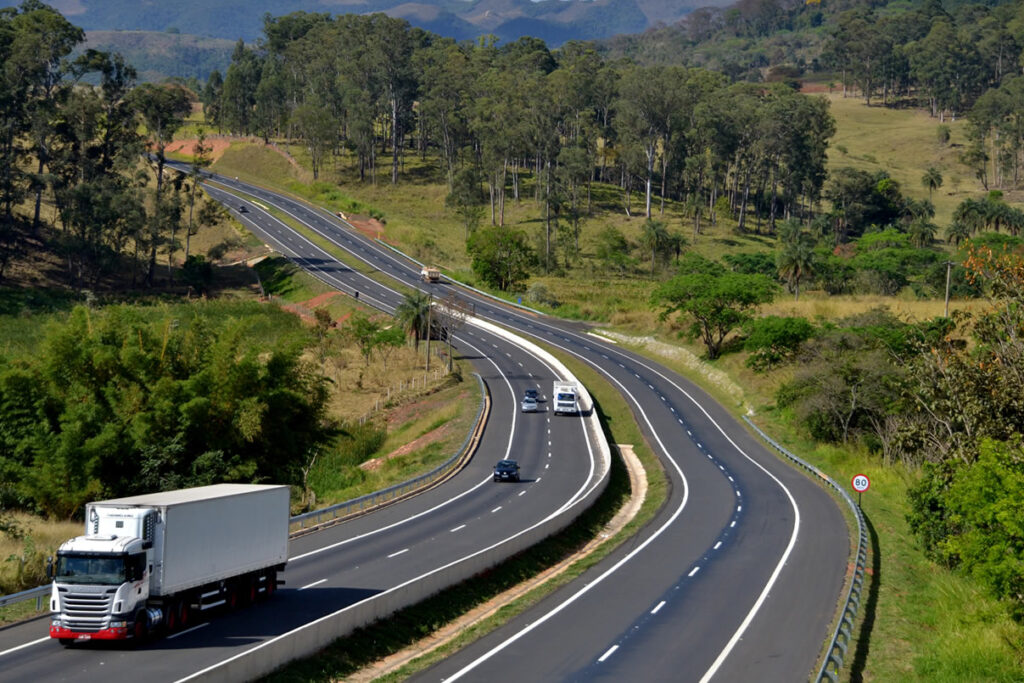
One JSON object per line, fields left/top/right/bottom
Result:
{"left": 109, "top": 620, "right": 127, "bottom": 628}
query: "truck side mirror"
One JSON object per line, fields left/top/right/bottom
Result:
{"left": 46, "top": 556, "right": 54, "bottom": 580}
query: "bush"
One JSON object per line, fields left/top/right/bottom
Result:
{"left": 743, "top": 315, "right": 815, "bottom": 371}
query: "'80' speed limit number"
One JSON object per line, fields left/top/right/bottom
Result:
{"left": 851, "top": 474, "right": 870, "bottom": 492}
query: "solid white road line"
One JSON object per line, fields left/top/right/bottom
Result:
{"left": 0, "top": 636, "right": 49, "bottom": 657}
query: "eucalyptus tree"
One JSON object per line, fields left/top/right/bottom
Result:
{"left": 614, "top": 65, "right": 678, "bottom": 219}
{"left": 128, "top": 82, "right": 192, "bottom": 285}
{"left": 9, "top": 1, "right": 84, "bottom": 229}
{"left": 367, "top": 14, "right": 416, "bottom": 185}
{"left": 414, "top": 39, "right": 473, "bottom": 189}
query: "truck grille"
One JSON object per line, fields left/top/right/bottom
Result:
{"left": 61, "top": 591, "right": 113, "bottom": 631}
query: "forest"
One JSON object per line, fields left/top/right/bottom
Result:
{"left": 2, "top": 0, "right": 1024, "bottom": 632}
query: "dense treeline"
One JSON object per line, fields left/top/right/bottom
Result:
{"left": 0, "top": 302, "right": 328, "bottom": 518}
{"left": 603, "top": 0, "right": 1024, "bottom": 196}
{"left": 204, "top": 11, "right": 835, "bottom": 276}
{"left": 0, "top": 1, "right": 225, "bottom": 289}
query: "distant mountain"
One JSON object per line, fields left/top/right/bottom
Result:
{"left": 82, "top": 31, "right": 236, "bottom": 84}
{"left": 50, "top": 0, "right": 728, "bottom": 46}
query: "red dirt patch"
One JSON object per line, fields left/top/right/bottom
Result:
{"left": 165, "top": 137, "right": 233, "bottom": 162}
{"left": 360, "top": 422, "right": 454, "bottom": 471}
{"left": 300, "top": 291, "right": 343, "bottom": 310}
{"left": 339, "top": 214, "right": 388, "bottom": 242}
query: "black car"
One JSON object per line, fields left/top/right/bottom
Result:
{"left": 238, "top": 204, "right": 248, "bottom": 213}
{"left": 493, "top": 459, "right": 521, "bottom": 482}
{"left": 524, "top": 388, "right": 539, "bottom": 400}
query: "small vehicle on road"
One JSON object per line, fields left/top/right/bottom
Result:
{"left": 493, "top": 460, "right": 521, "bottom": 482}
{"left": 238, "top": 204, "right": 248, "bottom": 213}
{"left": 521, "top": 396, "right": 538, "bottom": 413}
{"left": 524, "top": 388, "right": 539, "bottom": 400}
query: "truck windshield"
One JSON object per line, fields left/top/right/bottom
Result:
{"left": 557, "top": 393, "right": 575, "bottom": 402}
{"left": 55, "top": 553, "right": 127, "bottom": 585}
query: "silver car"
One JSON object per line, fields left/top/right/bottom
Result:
{"left": 521, "top": 396, "right": 538, "bottom": 412}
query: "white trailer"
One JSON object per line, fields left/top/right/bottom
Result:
{"left": 49, "top": 484, "right": 289, "bottom": 644}
{"left": 553, "top": 380, "right": 580, "bottom": 415}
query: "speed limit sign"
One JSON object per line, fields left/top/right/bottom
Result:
{"left": 851, "top": 474, "right": 870, "bottom": 492}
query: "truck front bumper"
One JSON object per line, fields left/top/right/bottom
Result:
{"left": 50, "top": 624, "right": 129, "bottom": 641}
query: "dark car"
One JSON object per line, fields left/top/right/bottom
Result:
{"left": 524, "top": 388, "right": 539, "bottom": 400}
{"left": 238, "top": 204, "right": 248, "bottom": 213}
{"left": 493, "top": 459, "right": 521, "bottom": 482}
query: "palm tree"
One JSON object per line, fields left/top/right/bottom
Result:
{"left": 394, "top": 290, "right": 431, "bottom": 351}
{"left": 908, "top": 218, "right": 937, "bottom": 248}
{"left": 777, "top": 231, "right": 817, "bottom": 301}
{"left": 921, "top": 167, "right": 943, "bottom": 202}
{"left": 638, "top": 219, "right": 668, "bottom": 273}
{"left": 946, "top": 220, "right": 971, "bottom": 247}
{"left": 953, "top": 198, "right": 985, "bottom": 235}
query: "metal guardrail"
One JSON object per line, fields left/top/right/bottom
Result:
{"left": 290, "top": 371, "right": 488, "bottom": 534}
{"left": 0, "top": 373, "right": 488, "bottom": 615}
{"left": 0, "top": 584, "right": 49, "bottom": 611}
{"left": 742, "top": 416, "right": 867, "bottom": 683}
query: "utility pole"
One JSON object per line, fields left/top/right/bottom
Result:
{"left": 944, "top": 261, "right": 954, "bottom": 317}
{"left": 425, "top": 293, "right": 433, "bottom": 372}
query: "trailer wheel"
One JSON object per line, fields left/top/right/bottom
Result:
{"left": 178, "top": 599, "right": 190, "bottom": 628}
{"left": 264, "top": 571, "right": 276, "bottom": 599}
{"left": 248, "top": 578, "right": 258, "bottom": 604}
{"left": 226, "top": 584, "right": 238, "bottom": 610}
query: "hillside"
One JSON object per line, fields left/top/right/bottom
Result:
{"left": 51, "top": 0, "right": 717, "bottom": 46}
{"left": 82, "top": 31, "right": 235, "bottom": 83}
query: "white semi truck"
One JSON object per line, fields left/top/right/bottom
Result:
{"left": 553, "top": 380, "right": 580, "bottom": 415}
{"left": 48, "top": 484, "right": 289, "bottom": 644}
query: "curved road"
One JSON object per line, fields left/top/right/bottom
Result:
{"left": 196, "top": 170, "right": 850, "bottom": 682}
{"left": 0, "top": 179, "right": 607, "bottom": 681}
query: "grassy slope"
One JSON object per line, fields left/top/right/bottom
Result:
{"left": 825, "top": 93, "right": 982, "bottom": 227}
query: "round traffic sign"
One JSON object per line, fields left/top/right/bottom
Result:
{"left": 851, "top": 474, "right": 870, "bottom": 492}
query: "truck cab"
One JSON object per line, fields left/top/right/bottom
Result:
{"left": 50, "top": 507, "right": 155, "bottom": 643}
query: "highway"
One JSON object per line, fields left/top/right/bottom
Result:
{"left": 0, "top": 165, "right": 849, "bottom": 683}
{"left": 193, "top": 170, "right": 849, "bottom": 681}
{"left": 0, "top": 173, "right": 608, "bottom": 680}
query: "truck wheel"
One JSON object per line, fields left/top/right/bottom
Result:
{"left": 165, "top": 603, "right": 177, "bottom": 632}
{"left": 132, "top": 611, "right": 149, "bottom": 645}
